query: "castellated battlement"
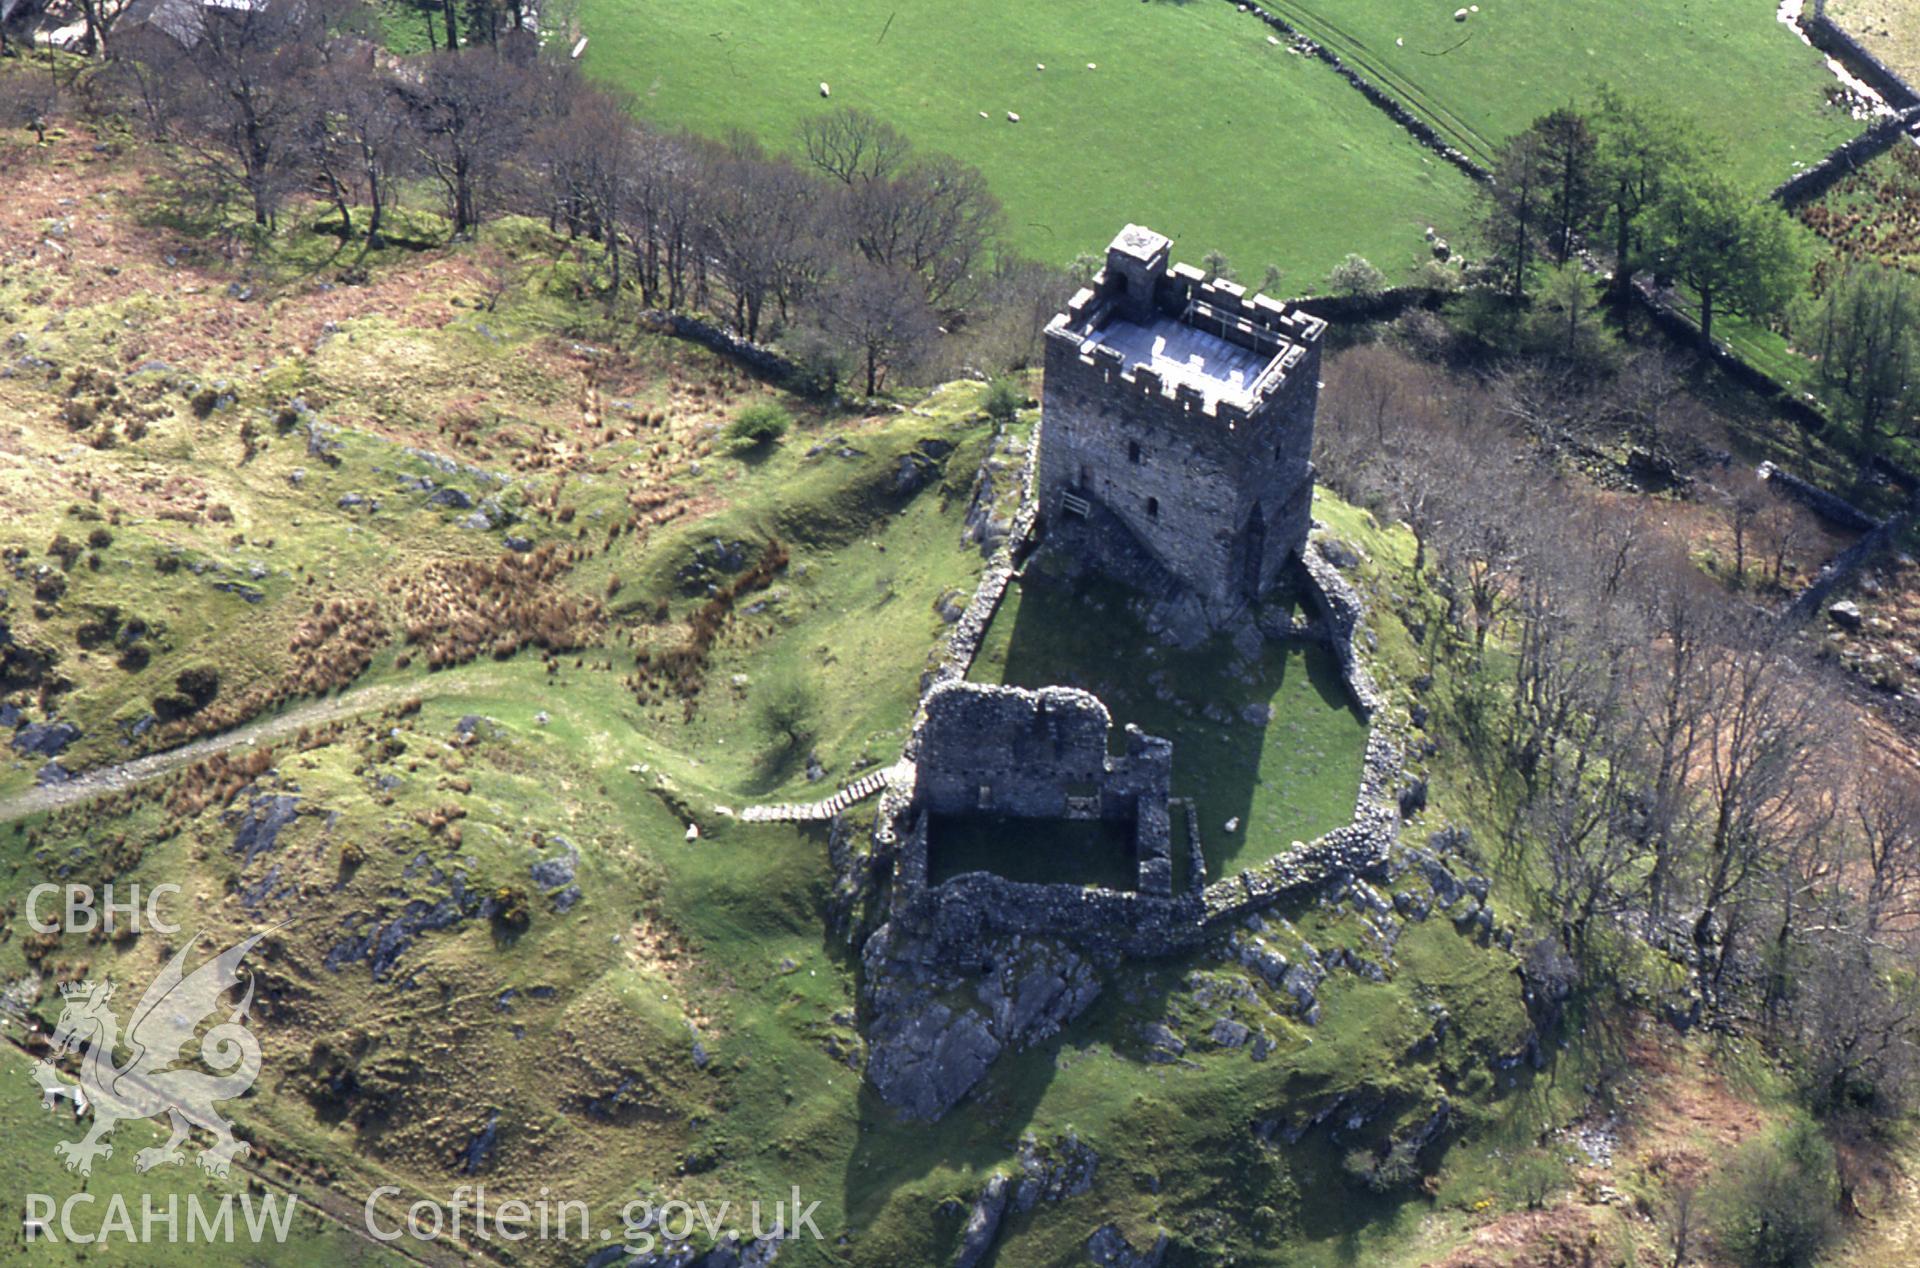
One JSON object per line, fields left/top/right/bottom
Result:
{"left": 1040, "top": 225, "right": 1325, "bottom": 620}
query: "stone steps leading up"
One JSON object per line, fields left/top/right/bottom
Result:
{"left": 740, "top": 768, "right": 896, "bottom": 823}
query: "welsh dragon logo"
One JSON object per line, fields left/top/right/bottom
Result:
{"left": 30, "top": 928, "right": 272, "bottom": 1178}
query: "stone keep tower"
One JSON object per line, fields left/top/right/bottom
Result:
{"left": 1039, "top": 225, "right": 1326, "bottom": 611}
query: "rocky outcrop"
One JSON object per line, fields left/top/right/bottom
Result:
{"left": 1085, "top": 1223, "right": 1169, "bottom": 1268}
{"left": 11, "top": 719, "right": 79, "bottom": 757}
{"left": 962, "top": 425, "right": 1034, "bottom": 555}
{"left": 229, "top": 792, "right": 300, "bottom": 866}
{"left": 864, "top": 991, "right": 1000, "bottom": 1122}
{"left": 863, "top": 925, "right": 1100, "bottom": 1120}
{"left": 952, "top": 1174, "right": 1009, "bottom": 1268}
{"left": 586, "top": 1234, "right": 783, "bottom": 1268}
{"left": 1012, "top": 1130, "right": 1099, "bottom": 1211}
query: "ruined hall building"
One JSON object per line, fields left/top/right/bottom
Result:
{"left": 1039, "top": 225, "right": 1326, "bottom": 619}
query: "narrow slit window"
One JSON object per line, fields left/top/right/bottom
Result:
{"left": 1146, "top": 497, "right": 1159, "bottom": 519}
{"left": 1128, "top": 440, "right": 1141, "bottom": 464}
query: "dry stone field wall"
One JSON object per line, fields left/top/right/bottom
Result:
{"left": 1766, "top": 2, "right": 1920, "bottom": 205}
{"left": 1770, "top": 105, "right": 1920, "bottom": 205}
{"left": 1215, "top": 0, "right": 1492, "bottom": 181}
{"left": 1212, "top": 0, "right": 1916, "bottom": 222}
{"left": 1772, "top": 1, "right": 1920, "bottom": 205}
{"left": 1810, "top": 0, "right": 1920, "bottom": 110}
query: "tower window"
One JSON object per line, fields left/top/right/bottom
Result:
{"left": 1128, "top": 440, "right": 1141, "bottom": 464}
{"left": 1146, "top": 497, "right": 1159, "bottom": 519}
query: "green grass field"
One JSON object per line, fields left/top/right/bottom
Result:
{"left": 575, "top": 0, "right": 1856, "bottom": 287}
{"left": 1260, "top": 0, "right": 1861, "bottom": 185}
{"left": 966, "top": 559, "right": 1371, "bottom": 879}
{"left": 928, "top": 814, "right": 1142, "bottom": 890}
{"left": 574, "top": 0, "right": 1479, "bottom": 283}
{"left": 1829, "top": 0, "right": 1920, "bottom": 88}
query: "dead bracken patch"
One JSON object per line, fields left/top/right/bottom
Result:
{"left": 393, "top": 543, "right": 602, "bottom": 670}
{"left": 286, "top": 595, "right": 390, "bottom": 696}
{"left": 1431, "top": 1203, "right": 1604, "bottom": 1268}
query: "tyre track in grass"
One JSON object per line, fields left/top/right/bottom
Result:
{"left": 1264, "top": 0, "right": 1500, "bottom": 164}
{"left": 1215, "top": 0, "right": 1498, "bottom": 173}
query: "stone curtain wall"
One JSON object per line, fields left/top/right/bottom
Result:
{"left": 875, "top": 418, "right": 1041, "bottom": 901}
{"left": 1195, "top": 535, "right": 1403, "bottom": 928}
{"left": 878, "top": 526, "right": 1406, "bottom": 954}
{"left": 924, "top": 425, "right": 1040, "bottom": 695}
{"left": 1299, "top": 536, "right": 1388, "bottom": 715}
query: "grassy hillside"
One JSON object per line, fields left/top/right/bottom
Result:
{"left": 0, "top": 129, "right": 1541, "bottom": 1266}
{"left": 574, "top": 0, "right": 1479, "bottom": 282}
{"left": 1, "top": 121, "right": 1889, "bottom": 1268}
{"left": 1261, "top": 0, "right": 1862, "bottom": 182}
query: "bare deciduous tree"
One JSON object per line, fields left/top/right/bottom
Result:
{"left": 1853, "top": 760, "right": 1920, "bottom": 937}
{"left": 1688, "top": 626, "right": 1834, "bottom": 1006}
{"left": 305, "top": 51, "right": 411, "bottom": 243}
{"left": 813, "top": 261, "right": 939, "bottom": 397}
{"left": 841, "top": 151, "right": 1000, "bottom": 311}
{"left": 403, "top": 47, "right": 534, "bottom": 235}
{"left": 134, "top": 0, "right": 335, "bottom": 227}
{"left": 707, "top": 135, "right": 822, "bottom": 339}
{"left": 799, "top": 106, "right": 911, "bottom": 188}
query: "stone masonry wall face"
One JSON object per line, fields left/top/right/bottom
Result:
{"left": 1039, "top": 340, "right": 1318, "bottom": 608}
{"left": 1037, "top": 240, "right": 1321, "bottom": 614}
{"left": 910, "top": 681, "right": 1176, "bottom": 895}
{"left": 917, "top": 682, "right": 1115, "bottom": 818}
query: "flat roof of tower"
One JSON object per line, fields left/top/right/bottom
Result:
{"left": 1109, "top": 223, "right": 1172, "bottom": 264}
{"left": 1076, "top": 316, "right": 1270, "bottom": 412}
{"left": 1046, "top": 224, "right": 1325, "bottom": 418}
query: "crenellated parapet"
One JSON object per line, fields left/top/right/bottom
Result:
{"left": 1038, "top": 224, "right": 1324, "bottom": 620}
